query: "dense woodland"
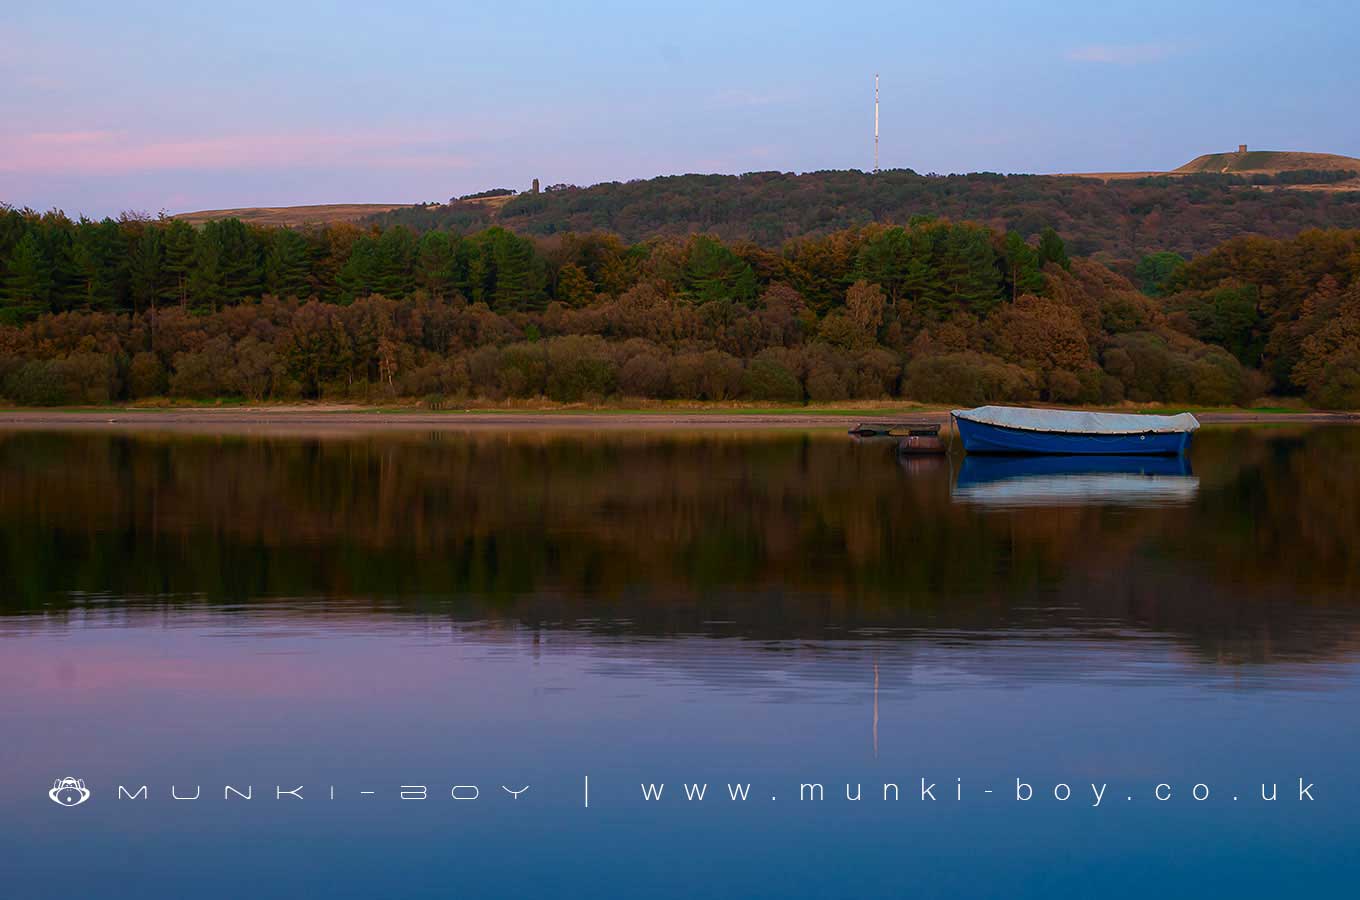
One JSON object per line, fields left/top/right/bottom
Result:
{"left": 370, "top": 169, "right": 1360, "bottom": 260}
{"left": 2, "top": 200, "right": 1359, "bottom": 408}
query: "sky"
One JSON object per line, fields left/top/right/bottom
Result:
{"left": 2, "top": 0, "right": 1358, "bottom": 218}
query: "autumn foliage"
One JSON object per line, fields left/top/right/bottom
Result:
{"left": 1, "top": 203, "right": 1356, "bottom": 407}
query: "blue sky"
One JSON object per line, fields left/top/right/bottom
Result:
{"left": 3, "top": 0, "right": 1357, "bottom": 217}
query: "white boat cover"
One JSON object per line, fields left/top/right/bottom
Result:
{"left": 951, "top": 406, "right": 1200, "bottom": 435}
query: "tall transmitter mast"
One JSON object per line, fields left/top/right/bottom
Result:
{"left": 873, "top": 73, "right": 880, "bottom": 174}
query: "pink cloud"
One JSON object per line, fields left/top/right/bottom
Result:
{"left": 1, "top": 130, "right": 474, "bottom": 175}
{"left": 23, "top": 130, "right": 119, "bottom": 145}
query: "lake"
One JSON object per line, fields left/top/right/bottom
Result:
{"left": 2, "top": 423, "right": 1358, "bottom": 898}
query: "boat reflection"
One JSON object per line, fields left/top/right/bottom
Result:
{"left": 952, "top": 454, "right": 1199, "bottom": 508}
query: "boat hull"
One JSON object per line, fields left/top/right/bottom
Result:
{"left": 955, "top": 417, "right": 1193, "bottom": 455}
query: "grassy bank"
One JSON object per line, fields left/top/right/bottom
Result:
{"left": 0, "top": 398, "right": 1349, "bottom": 420}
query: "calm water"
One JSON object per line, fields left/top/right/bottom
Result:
{"left": 2, "top": 425, "right": 1358, "bottom": 899}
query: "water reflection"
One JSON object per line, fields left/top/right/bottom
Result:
{"left": 2, "top": 425, "right": 1360, "bottom": 899}
{"left": 0, "top": 425, "right": 1358, "bottom": 663}
{"left": 953, "top": 455, "right": 1199, "bottom": 509}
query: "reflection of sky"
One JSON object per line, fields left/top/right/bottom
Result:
{"left": 3, "top": 610, "right": 1357, "bottom": 897}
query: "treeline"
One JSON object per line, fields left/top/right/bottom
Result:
{"left": 1, "top": 204, "right": 1357, "bottom": 408}
{"left": 367, "top": 169, "right": 1360, "bottom": 259}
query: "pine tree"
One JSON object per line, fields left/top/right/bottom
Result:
{"left": 374, "top": 226, "right": 416, "bottom": 297}
{"left": 337, "top": 236, "right": 379, "bottom": 303}
{"left": 451, "top": 233, "right": 479, "bottom": 300}
{"left": 1, "top": 232, "right": 53, "bottom": 322}
{"left": 472, "top": 227, "right": 545, "bottom": 312}
{"left": 1038, "top": 227, "right": 1070, "bottom": 270}
{"left": 491, "top": 229, "right": 538, "bottom": 311}
{"left": 161, "top": 219, "right": 196, "bottom": 306}
{"left": 940, "top": 225, "right": 1003, "bottom": 316}
{"left": 214, "top": 219, "right": 264, "bottom": 302}
{"left": 189, "top": 227, "right": 226, "bottom": 312}
{"left": 683, "top": 235, "right": 757, "bottom": 304}
{"left": 414, "top": 231, "right": 458, "bottom": 298}
{"left": 265, "top": 228, "right": 313, "bottom": 298}
{"left": 70, "top": 219, "right": 127, "bottom": 312}
{"left": 41, "top": 216, "right": 82, "bottom": 313}
{"left": 1002, "top": 232, "right": 1044, "bottom": 301}
{"left": 189, "top": 218, "right": 263, "bottom": 310}
{"left": 130, "top": 226, "right": 166, "bottom": 314}
{"left": 898, "top": 226, "right": 947, "bottom": 318}
{"left": 854, "top": 227, "right": 911, "bottom": 302}
{"left": 0, "top": 206, "right": 27, "bottom": 266}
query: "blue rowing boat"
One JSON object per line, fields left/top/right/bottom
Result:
{"left": 951, "top": 406, "right": 1199, "bottom": 456}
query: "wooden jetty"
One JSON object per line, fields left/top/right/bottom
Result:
{"left": 848, "top": 421, "right": 948, "bottom": 455}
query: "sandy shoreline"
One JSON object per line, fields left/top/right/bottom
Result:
{"left": 0, "top": 407, "right": 1355, "bottom": 434}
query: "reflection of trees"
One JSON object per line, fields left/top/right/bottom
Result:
{"left": 1157, "top": 427, "right": 1360, "bottom": 597}
{"left": 0, "top": 427, "right": 1357, "bottom": 664}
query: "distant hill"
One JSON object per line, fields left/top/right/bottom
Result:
{"left": 1072, "top": 147, "right": 1360, "bottom": 189}
{"left": 166, "top": 148, "right": 1360, "bottom": 260}
{"left": 364, "top": 163, "right": 1360, "bottom": 261}
{"left": 172, "top": 194, "right": 514, "bottom": 227}
{"left": 173, "top": 203, "right": 413, "bottom": 227}
{"left": 1174, "top": 148, "right": 1360, "bottom": 175}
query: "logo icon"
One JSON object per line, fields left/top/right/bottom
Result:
{"left": 49, "top": 777, "right": 90, "bottom": 807}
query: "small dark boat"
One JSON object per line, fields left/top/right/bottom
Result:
{"left": 951, "top": 406, "right": 1198, "bottom": 456}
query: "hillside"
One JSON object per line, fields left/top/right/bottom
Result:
{"left": 1174, "top": 149, "right": 1360, "bottom": 175}
{"left": 163, "top": 149, "right": 1360, "bottom": 260}
{"left": 174, "top": 203, "right": 413, "bottom": 226}
{"left": 172, "top": 194, "right": 517, "bottom": 227}
{"left": 365, "top": 165, "right": 1360, "bottom": 260}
